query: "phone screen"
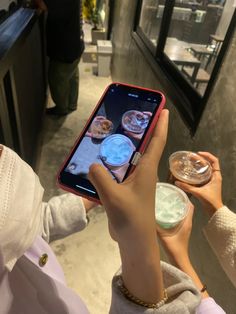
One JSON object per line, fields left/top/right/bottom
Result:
{"left": 59, "top": 83, "right": 164, "bottom": 199}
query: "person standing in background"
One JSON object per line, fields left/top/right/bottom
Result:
{"left": 35, "top": 0, "right": 84, "bottom": 116}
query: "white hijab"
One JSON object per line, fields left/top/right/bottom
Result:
{"left": 0, "top": 145, "right": 44, "bottom": 271}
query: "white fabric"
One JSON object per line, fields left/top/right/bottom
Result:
{"left": 0, "top": 145, "right": 213, "bottom": 314}
{"left": 41, "top": 193, "right": 88, "bottom": 243}
{"left": 0, "top": 145, "right": 44, "bottom": 271}
{"left": 203, "top": 205, "right": 236, "bottom": 287}
{"left": 111, "top": 263, "right": 201, "bottom": 313}
{"left": 196, "top": 297, "right": 226, "bottom": 314}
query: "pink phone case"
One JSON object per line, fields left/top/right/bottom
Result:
{"left": 57, "top": 82, "right": 166, "bottom": 203}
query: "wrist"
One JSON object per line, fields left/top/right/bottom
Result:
{"left": 82, "top": 198, "right": 98, "bottom": 212}
{"left": 170, "top": 256, "right": 209, "bottom": 299}
{"left": 119, "top": 240, "right": 164, "bottom": 303}
{"left": 203, "top": 201, "right": 224, "bottom": 217}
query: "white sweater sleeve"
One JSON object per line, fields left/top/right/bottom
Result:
{"left": 196, "top": 297, "right": 226, "bottom": 314}
{"left": 203, "top": 206, "right": 236, "bottom": 287}
{"left": 110, "top": 262, "right": 201, "bottom": 314}
{"left": 41, "top": 193, "right": 88, "bottom": 243}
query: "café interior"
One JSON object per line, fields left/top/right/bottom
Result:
{"left": 0, "top": 0, "right": 236, "bottom": 313}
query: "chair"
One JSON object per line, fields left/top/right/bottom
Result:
{"left": 182, "top": 66, "right": 210, "bottom": 88}
{"left": 188, "top": 45, "right": 214, "bottom": 69}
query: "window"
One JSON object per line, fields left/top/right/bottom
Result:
{"left": 139, "top": 0, "right": 164, "bottom": 49}
{"left": 134, "top": 0, "right": 236, "bottom": 131}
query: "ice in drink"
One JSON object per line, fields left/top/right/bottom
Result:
{"left": 155, "top": 182, "right": 189, "bottom": 229}
{"left": 99, "top": 134, "right": 134, "bottom": 169}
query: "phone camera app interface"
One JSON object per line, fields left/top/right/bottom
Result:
{"left": 65, "top": 85, "right": 161, "bottom": 184}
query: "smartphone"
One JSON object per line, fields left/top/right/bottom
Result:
{"left": 58, "top": 82, "right": 166, "bottom": 202}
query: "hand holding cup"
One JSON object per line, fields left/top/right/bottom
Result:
{"left": 175, "top": 152, "right": 223, "bottom": 217}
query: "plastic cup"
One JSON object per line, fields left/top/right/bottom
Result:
{"left": 155, "top": 182, "right": 189, "bottom": 229}
{"left": 122, "top": 110, "right": 150, "bottom": 133}
{"left": 168, "top": 151, "right": 212, "bottom": 186}
{"left": 90, "top": 117, "right": 113, "bottom": 139}
{"left": 99, "top": 134, "right": 135, "bottom": 170}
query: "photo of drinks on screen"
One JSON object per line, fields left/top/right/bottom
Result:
{"left": 64, "top": 86, "right": 160, "bottom": 183}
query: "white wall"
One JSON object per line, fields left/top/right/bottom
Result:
{"left": 0, "top": 0, "right": 16, "bottom": 11}
{"left": 216, "top": 0, "right": 235, "bottom": 37}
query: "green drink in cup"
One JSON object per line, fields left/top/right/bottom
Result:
{"left": 155, "top": 182, "right": 189, "bottom": 229}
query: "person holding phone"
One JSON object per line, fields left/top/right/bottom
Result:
{"left": 175, "top": 152, "right": 236, "bottom": 288}
{"left": 58, "top": 83, "right": 167, "bottom": 197}
{"left": 89, "top": 110, "right": 224, "bottom": 313}
{"left": 34, "top": 0, "right": 84, "bottom": 115}
{"left": 0, "top": 110, "right": 205, "bottom": 314}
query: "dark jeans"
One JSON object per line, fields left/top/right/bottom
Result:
{"left": 48, "top": 58, "right": 79, "bottom": 113}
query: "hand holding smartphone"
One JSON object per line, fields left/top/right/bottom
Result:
{"left": 58, "top": 82, "right": 166, "bottom": 202}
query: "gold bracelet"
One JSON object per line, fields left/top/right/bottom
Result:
{"left": 117, "top": 275, "right": 168, "bottom": 309}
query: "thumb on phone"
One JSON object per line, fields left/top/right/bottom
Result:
{"left": 88, "top": 163, "right": 117, "bottom": 201}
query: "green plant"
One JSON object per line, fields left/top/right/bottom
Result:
{"left": 83, "top": 0, "right": 95, "bottom": 22}
{"left": 91, "top": 7, "right": 99, "bottom": 30}
{"left": 83, "top": 0, "right": 102, "bottom": 30}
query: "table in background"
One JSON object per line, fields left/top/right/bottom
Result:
{"left": 164, "top": 43, "right": 201, "bottom": 83}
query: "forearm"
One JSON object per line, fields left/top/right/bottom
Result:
{"left": 82, "top": 197, "right": 99, "bottom": 212}
{"left": 165, "top": 248, "right": 208, "bottom": 299}
{"left": 174, "top": 256, "right": 209, "bottom": 298}
{"left": 119, "top": 229, "right": 164, "bottom": 304}
{"left": 201, "top": 200, "right": 224, "bottom": 218}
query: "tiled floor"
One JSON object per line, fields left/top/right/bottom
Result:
{"left": 38, "top": 26, "right": 122, "bottom": 313}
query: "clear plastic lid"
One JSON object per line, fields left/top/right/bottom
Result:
{"left": 99, "top": 134, "right": 134, "bottom": 167}
{"left": 122, "top": 110, "right": 150, "bottom": 134}
{"left": 169, "top": 151, "right": 212, "bottom": 185}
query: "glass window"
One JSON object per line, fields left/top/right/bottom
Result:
{"left": 139, "top": 0, "right": 166, "bottom": 47}
{"left": 135, "top": 0, "right": 235, "bottom": 129}
{"left": 164, "top": 0, "right": 234, "bottom": 95}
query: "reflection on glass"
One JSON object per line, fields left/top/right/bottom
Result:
{"left": 139, "top": 0, "right": 166, "bottom": 47}
{"left": 163, "top": 0, "right": 234, "bottom": 95}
